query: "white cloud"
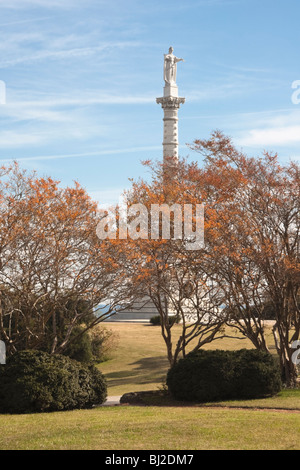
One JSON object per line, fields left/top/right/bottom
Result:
{"left": 236, "top": 109, "right": 300, "bottom": 147}
{"left": 0, "top": 131, "right": 43, "bottom": 148}
{"left": 238, "top": 125, "right": 300, "bottom": 147}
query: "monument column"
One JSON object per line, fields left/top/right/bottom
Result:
{"left": 156, "top": 47, "right": 185, "bottom": 162}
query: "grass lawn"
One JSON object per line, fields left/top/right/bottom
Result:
{"left": 202, "top": 389, "right": 300, "bottom": 411}
{"left": 0, "top": 406, "right": 300, "bottom": 450}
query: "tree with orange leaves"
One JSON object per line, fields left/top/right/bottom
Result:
{"left": 108, "top": 132, "right": 299, "bottom": 385}
{"left": 0, "top": 164, "right": 135, "bottom": 356}
{"left": 190, "top": 131, "right": 300, "bottom": 386}
{"left": 106, "top": 156, "right": 228, "bottom": 367}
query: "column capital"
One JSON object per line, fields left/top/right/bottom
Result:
{"left": 156, "top": 96, "right": 185, "bottom": 109}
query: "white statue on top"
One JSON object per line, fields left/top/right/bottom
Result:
{"left": 164, "top": 47, "right": 184, "bottom": 85}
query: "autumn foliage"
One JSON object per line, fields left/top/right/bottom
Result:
{"left": 108, "top": 131, "right": 299, "bottom": 384}
{"left": 0, "top": 164, "right": 134, "bottom": 356}
{"left": 0, "top": 130, "right": 298, "bottom": 387}
{"left": 190, "top": 132, "right": 299, "bottom": 386}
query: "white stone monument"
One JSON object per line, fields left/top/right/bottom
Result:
{"left": 156, "top": 47, "right": 185, "bottom": 162}
{"left": 105, "top": 48, "right": 185, "bottom": 322}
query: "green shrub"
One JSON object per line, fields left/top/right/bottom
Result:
{"left": 88, "top": 325, "right": 119, "bottom": 362}
{"left": 232, "top": 349, "right": 282, "bottom": 399}
{"left": 0, "top": 350, "right": 107, "bottom": 414}
{"left": 150, "top": 315, "right": 179, "bottom": 326}
{"left": 167, "top": 349, "right": 281, "bottom": 402}
{"left": 63, "top": 325, "right": 118, "bottom": 363}
{"left": 64, "top": 326, "right": 94, "bottom": 363}
{"left": 150, "top": 315, "right": 161, "bottom": 326}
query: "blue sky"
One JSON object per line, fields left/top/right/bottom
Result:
{"left": 0, "top": 0, "right": 300, "bottom": 204}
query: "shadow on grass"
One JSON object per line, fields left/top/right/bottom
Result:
{"left": 119, "top": 388, "right": 300, "bottom": 410}
{"left": 104, "top": 356, "right": 170, "bottom": 389}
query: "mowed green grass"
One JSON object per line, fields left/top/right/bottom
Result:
{"left": 0, "top": 406, "right": 300, "bottom": 450}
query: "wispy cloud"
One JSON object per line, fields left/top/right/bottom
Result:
{"left": 0, "top": 90, "right": 154, "bottom": 146}
{"left": 0, "top": 122, "right": 110, "bottom": 148}
{"left": 0, "top": 146, "right": 161, "bottom": 162}
{"left": 7, "top": 90, "right": 155, "bottom": 108}
{"left": 186, "top": 72, "right": 285, "bottom": 103}
{"left": 2, "top": 102, "right": 76, "bottom": 124}
{"left": 0, "top": 84, "right": 155, "bottom": 150}
{"left": 0, "top": 40, "right": 140, "bottom": 68}
{"left": 0, "top": 131, "right": 43, "bottom": 148}
{"left": 0, "top": 16, "right": 53, "bottom": 27}
{"left": 0, "top": 0, "right": 89, "bottom": 9}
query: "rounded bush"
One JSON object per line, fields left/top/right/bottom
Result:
{"left": 150, "top": 315, "right": 179, "bottom": 326}
{"left": 232, "top": 349, "right": 282, "bottom": 399}
{"left": 167, "top": 349, "right": 281, "bottom": 402}
{"left": 0, "top": 350, "right": 107, "bottom": 414}
{"left": 150, "top": 315, "right": 161, "bottom": 326}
